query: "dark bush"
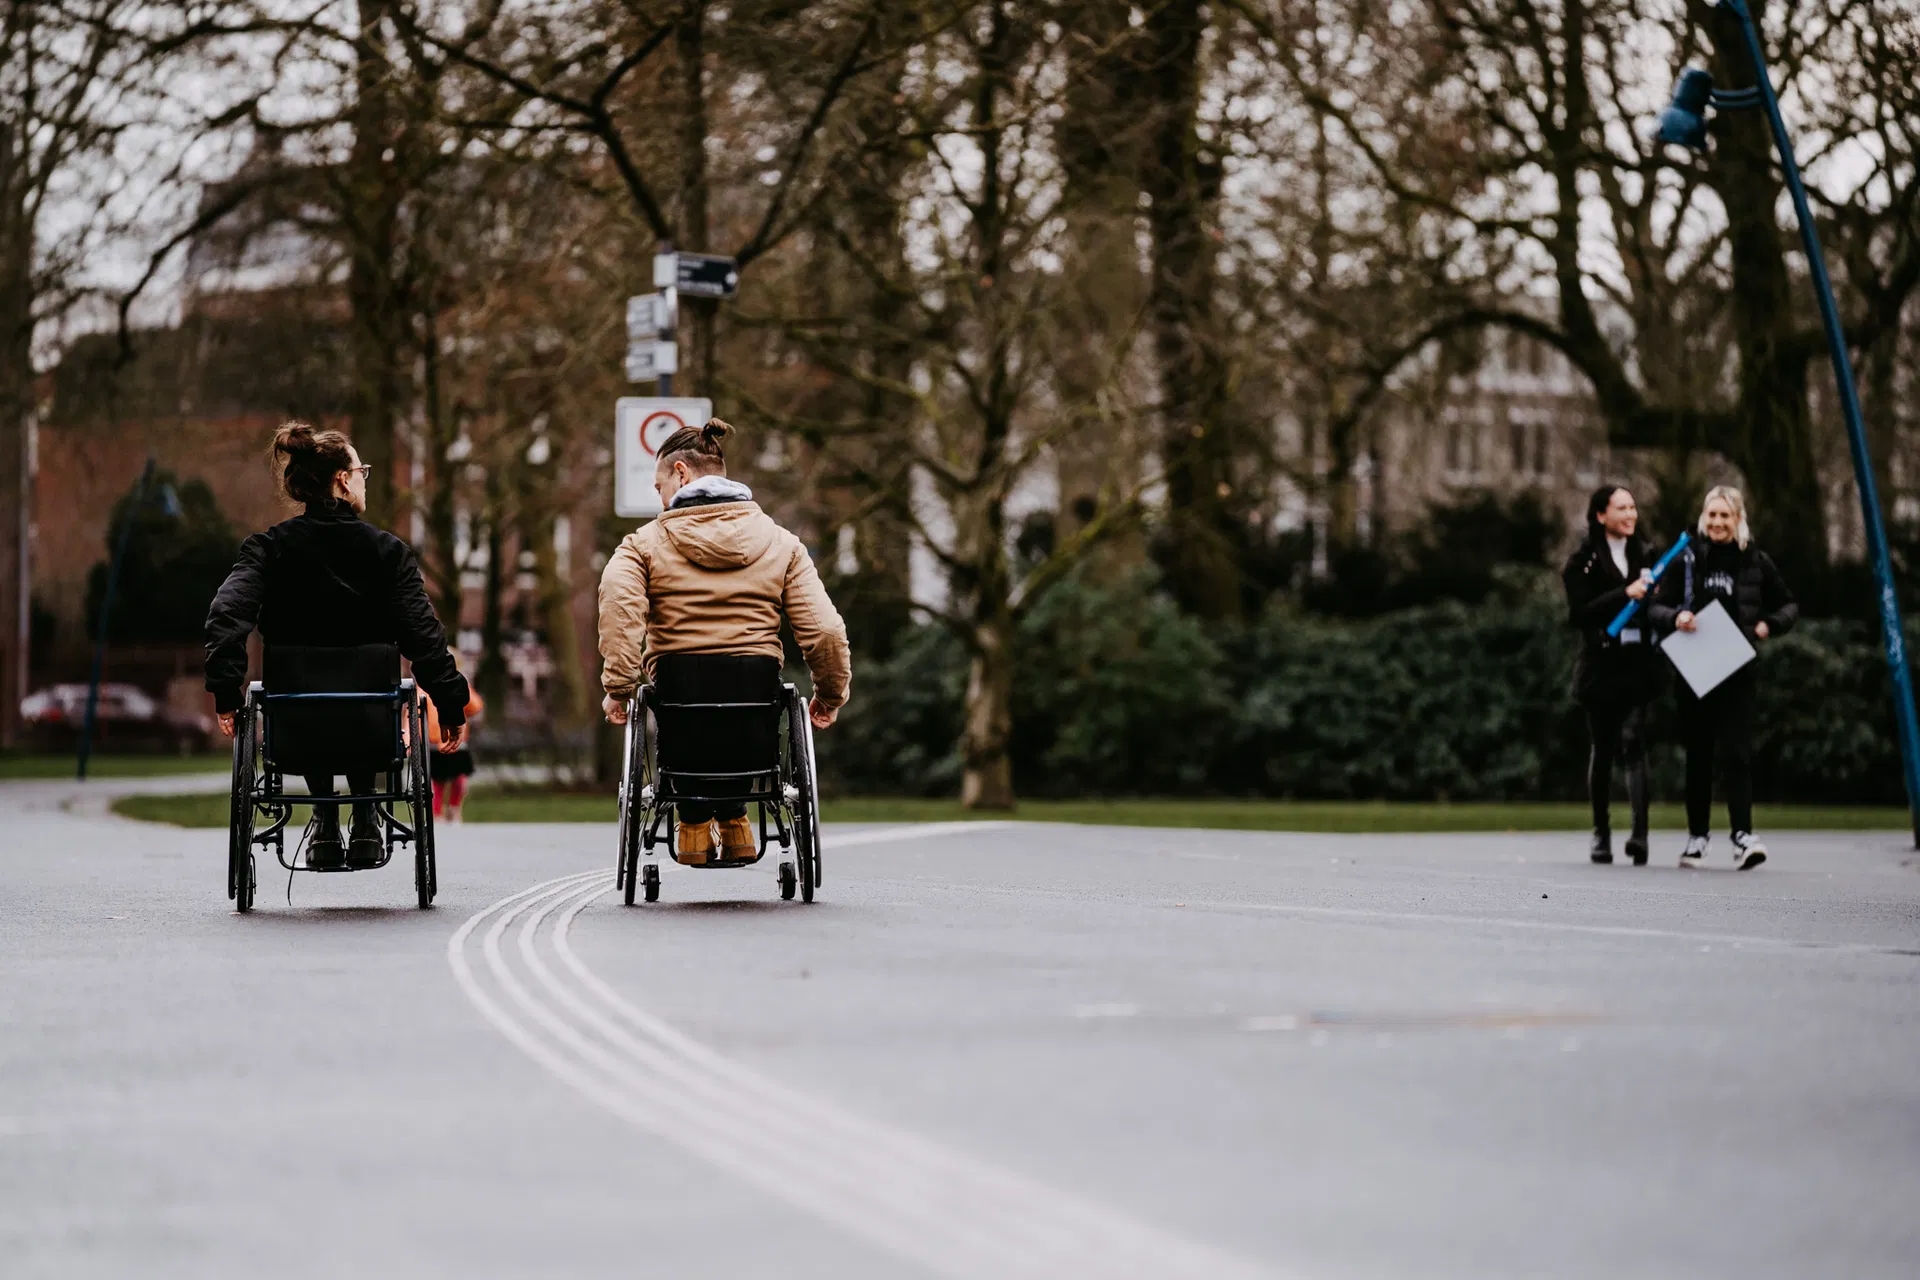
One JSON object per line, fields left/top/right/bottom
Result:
{"left": 85, "top": 472, "right": 240, "bottom": 645}
{"left": 815, "top": 569, "right": 1919, "bottom": 805}
{"left": 1010, "top": 570, "right": 1233, "bottom": 795}
{"left": 811, "top": 621, "right": 967, "bottom": 796}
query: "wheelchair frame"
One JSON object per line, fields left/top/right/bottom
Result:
{"left": 225, "top": 678, "right": 438, "bottom": 913}
{"left": 614, "top": 681, "right": 821, "bottom": 905}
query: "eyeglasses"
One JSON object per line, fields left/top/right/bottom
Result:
{"left": 345, "top": 465, "right": 373, "bottom": 478}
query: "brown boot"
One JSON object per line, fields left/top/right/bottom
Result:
{"left": 675, "top": 817, "right": 718, "bottom": 866}
{"left": 716, "top": 815, "right": 757, "bottom": 862}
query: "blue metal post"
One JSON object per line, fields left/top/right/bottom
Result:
{"left": 1723, "top": 0, "right": 1920, "bottom": 844}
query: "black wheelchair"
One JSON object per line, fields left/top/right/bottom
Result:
{"left": 225, "top": 644, "right": 438, "bottom": 913}
{"left": 615, "top": 654, "right": 821, "bottom": 905}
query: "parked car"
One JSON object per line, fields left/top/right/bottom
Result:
{"left": 21, "top": 682, "right": 215, "bottom": 752}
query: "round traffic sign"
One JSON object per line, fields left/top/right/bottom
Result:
{"left": 637, "top": 410, "right": 689, "bottom": 457}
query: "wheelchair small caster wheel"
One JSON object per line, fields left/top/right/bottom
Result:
{"left": 642, "top": 862, "right": 660, "bottom": 903}
{"left": 236, "top": 853, "right": 256, "bottom": 914}
{"left": 779, "top": 861, "right": 796, "bottom": 901}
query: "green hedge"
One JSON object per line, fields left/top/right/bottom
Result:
{"left": 812, "top": 570, "right": 1915, "bottom": 805}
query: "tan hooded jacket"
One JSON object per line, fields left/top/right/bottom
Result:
{"left": 597, "top": 500, "right": 851, "bottom": 709}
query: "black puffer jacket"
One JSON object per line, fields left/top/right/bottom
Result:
{"left": 1646, "top": 538, "right": 1797, "bottom": 643}
{"left": 1562, "top": 533, "right": 1660, "bottom": 704}
{"left": 204, "top": 501, "right": 469, "bottom": 722}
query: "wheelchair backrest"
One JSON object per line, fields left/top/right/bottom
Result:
{"left": 263, "top": 644, "right": 404, "bottom": 777}
{"left": 651, "top": 653, "right": 784, "bottom": 784}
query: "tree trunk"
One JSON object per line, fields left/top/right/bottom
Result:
{"left": 345, "top": 0, "right": 404, "bottom": 528}
{"left": 476, "top": 469, "right": 509, "bottom": 710}
{"left": 955, "top": 473, "right": 1016, "bottom": 810}
{"left": 421, "top": 300, "right": 462, "bottom": 624}
{"left": 0, "top": 124, "right": 29, "bottom": 748}
{"left": 1705, "top": 3, "right": 1827, "bottom": 583}
{"left": 1139, "top": 0, "right": 1238, "bottom": 619}
{"left": 530, "top": 515, "right": 588, "bottom": 724}
{"left": 959, "top": 611, "right": 1015, "bottom": 810}
{"left": 676, "top": 2, "right": 717, "bottom": 397}
{"left": 1052, "top": 0, "right": 1146, "bottom": 553}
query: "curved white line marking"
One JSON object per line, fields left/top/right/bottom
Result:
{"left": 448, "top": 829, "right": 1284, "bottom": 1279}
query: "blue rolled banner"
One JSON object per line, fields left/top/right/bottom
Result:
{"left": 1606, "top": 532, "right": 1691, "bottom": 639}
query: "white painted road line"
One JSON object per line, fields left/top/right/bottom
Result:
{"left": 448, "top": 826, "right": 1283, "bottom": 1280}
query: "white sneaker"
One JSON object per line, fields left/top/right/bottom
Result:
{"left": 1731, "top": 831, "right": 1767, "bottom": 871}
{"left": 1679, "top": 835, "right": 1709, "bottom": 868}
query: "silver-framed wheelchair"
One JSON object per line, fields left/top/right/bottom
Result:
{"left": 225, "top": 643, "right": 438, "bottom": 913}
{"left": 615, "top": 653, "right": 821, "bottom": 904}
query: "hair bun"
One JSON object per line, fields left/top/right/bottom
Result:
{"left": 269, "top": 419, "right": 355, "bottom": 506}
{"left": 701, "top": 418, "right": 732, "bottom": 446}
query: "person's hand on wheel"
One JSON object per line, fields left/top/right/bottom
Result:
{"left": 1676, "top": 610, "right": 1697, "bottom": 632}
{"left": 217, "top": 712, "right": 235, "bottom": 738}
{"left": 808, "top": 697, "right": 837, "bottom": 729}
{"left": 603, "top": 694, "right": 629, "bottom": 726}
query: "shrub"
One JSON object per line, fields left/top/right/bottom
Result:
{"left": 814, "top": 571, "right": 1920, "bottom": 805}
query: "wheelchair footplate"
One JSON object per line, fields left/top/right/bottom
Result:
{"left": 673, "top": 847, "right": 769, "bottom": 870}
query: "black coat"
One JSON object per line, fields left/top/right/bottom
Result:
{"left": 1562, "top": 533, "right": 1661, "bottom": 704}
{"left": 1646, "top": 539, "right": 1797, "bottom": 645}
{"left": 204, "top": 501, "right": 470, "bottom": 723}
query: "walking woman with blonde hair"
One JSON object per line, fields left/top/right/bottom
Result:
{"left": 1647, "top": 486, "right": 1798, "bottom": 870}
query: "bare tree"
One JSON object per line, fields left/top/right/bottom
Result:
{"left": 1227, "top": 0, "right": 1920, "bottom": 583}
{"left": 744, "top": 2, "right": 1150, "bottom": 808}
{"left": 1, "top": 0, "right": 246, "bottom": 744}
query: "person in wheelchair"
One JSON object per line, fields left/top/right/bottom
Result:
{"left": 205, "top": 422, "right": 470, "bottom": 869}
{"left": 598, "top": 418, "right": 850, "bottom": 865}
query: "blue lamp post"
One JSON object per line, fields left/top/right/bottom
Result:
{"left": 1657, "top": 0, "right": 1920, "bottom": 845}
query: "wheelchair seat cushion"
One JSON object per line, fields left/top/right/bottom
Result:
{"left": 650, "top": 653, "right": 784, "bottom": 792}
{"left": 263, "top": 644, "right": 403, "bottom": 776}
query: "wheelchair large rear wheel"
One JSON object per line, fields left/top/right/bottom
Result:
{"left": 619, "top": 701, "right": 650, "bottom": 905}
{"left": 229, "top": 704, "right": 257, "bottom": 912}
{"left": 412, "top": 701, "right": 436, "bottom": 909}
{"left": 787, "top": 692, "right": 820, "bottom": 902}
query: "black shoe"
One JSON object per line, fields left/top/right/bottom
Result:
{"left": 1589, "top": 829, "right": 1613, "bottom": 864}
{"left": 307, "top": 818, "right": 347, "bottom": 870}
{"left": 347, "top": 816, "right": 385, "bottom": 869}
{"left": 1624, "top": 836, "right": 1648, "bottom": 867}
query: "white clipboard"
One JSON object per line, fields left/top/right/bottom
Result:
{"left": 1660, "top": 599, "right": 1756, "bottom": 697}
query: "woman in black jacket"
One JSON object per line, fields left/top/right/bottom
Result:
{"left": 1647, "top": 485, "right": 1797, "bottom": 870}
{"left": 205, "top": 422, "right": 469, "bottom": 869}
{"left": 1562, "top": 485, "right": 1660, "bottom": 865}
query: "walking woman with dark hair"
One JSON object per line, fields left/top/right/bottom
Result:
{"left": 1562, "top": 485, "right": 1659, "bottom": 865}
{"left": 204, "top": 422, "right": 470, "bottom": 869}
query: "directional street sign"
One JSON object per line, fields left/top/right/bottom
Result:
{"left": 614, "top": 397, "right": 712, "bottom": 517}
{"left": 626, "top": 292, "right": 674, "bottom": 340}
{"left": 654, "top": 251, "right": 739, "bottom": 299}
{"left": 624, "top": 339, "right": 679, "bottom": 383}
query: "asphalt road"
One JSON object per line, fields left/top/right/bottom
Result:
{"left": 4, "top": 778, "right": 1918, "bottom": 1279}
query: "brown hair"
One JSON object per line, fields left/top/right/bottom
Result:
{"left": 656, "top": 417, "right": 731, "bottom": 476}
{"left": 271, "top": 420, "right": 354, "bottom": 506}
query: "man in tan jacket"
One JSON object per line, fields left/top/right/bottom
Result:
{"left": 598, "top": 418, "right": 851, "bottom": 864}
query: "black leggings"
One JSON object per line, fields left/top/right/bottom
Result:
{"left": 1583, "top": 700, "right": 1648, "bottom": 839}
{"left": 307, "top": 773, "right": 376, "bottom": 828}
{"left": 1677, "top": 670, "right": 1757, "bottom": 837}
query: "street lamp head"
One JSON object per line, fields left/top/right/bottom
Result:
{"left": 1657, "top": 68, "right": 1715, "bottom": 150}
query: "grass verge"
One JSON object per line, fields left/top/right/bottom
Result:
{"left": 0, "top": 752, "right": 227, "bottom": 780}
{"left": 109, "top": 789, "right": 1913, "bottom": 833}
